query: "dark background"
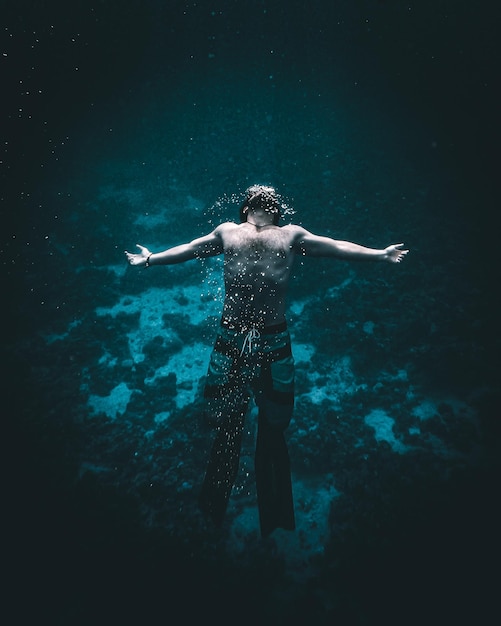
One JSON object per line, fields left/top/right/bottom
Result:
{"left": 3, "top": 1, "right": 499, "bottom": 624}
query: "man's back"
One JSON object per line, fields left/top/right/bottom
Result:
{"left": 217, "top": 221, "right": 300, "bottom": 328}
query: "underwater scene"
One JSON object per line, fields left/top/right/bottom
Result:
{"left": 4, "top": 1, "right": 499, "bottom": 624}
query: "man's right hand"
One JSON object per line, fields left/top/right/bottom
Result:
{"left": 125, "top": 244, "right": 151, "bottom": 266}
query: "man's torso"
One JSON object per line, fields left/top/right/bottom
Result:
{"left": 218, "top": 222, "right": 301, "bottom": 327}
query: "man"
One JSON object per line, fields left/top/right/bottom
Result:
{"left": 125, "top": 185, "right": 408, "bottom": 537}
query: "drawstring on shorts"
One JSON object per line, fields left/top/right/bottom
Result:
{"left": 240, "top": 327, "right": 261, "bottom": 357}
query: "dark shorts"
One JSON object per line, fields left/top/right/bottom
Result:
{"left": 204, "top": 319, "right": 295, "bottom": 427}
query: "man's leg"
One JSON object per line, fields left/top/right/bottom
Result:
{"left": 199, "top": 330, "right": 252, "bottom": 527}
{"left": 254, "top": 356, "right": 295, "bottom": 537}
{"left": 255, "top": 407, "right": 295, "bottom": 537}
{"left": 198, "top": 391, "right": 249, "bottom": 528}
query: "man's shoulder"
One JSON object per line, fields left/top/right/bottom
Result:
{"left": 213, "top": 221, "right": 239, "bottom": 236}
{"left": 280, "top": 223, "right": 309, "bottom": 239}
{"left": 215, "top": 221, "right": 239, "bottom": 231}
{"left": 281, "top": 223, "right": 305, "bottom": 233}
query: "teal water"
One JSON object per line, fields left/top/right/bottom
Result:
{"left": 4, "top": 2, "right": 499, "bottom": 624}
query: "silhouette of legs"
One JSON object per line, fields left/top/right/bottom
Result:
{"left": 255, "top": 399, "right": 295, "bottom": 537}
{"left": 199, "top": 323, "right": 295, "bottom": 535}
{"left": 198, "top": 397, "right": 248, "bottom": 527}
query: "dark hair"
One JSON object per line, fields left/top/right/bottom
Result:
{"left": 239, "top": 185, "right": 281, "bottom": 225}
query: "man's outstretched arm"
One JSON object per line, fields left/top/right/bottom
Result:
{"left": 293, "top": 227, "right": 409, "bottom": 263}
{"left": 125, "top": 229, "right": 223, "bottom": 267}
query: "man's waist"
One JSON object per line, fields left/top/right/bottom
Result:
{"left": 220, "top": 317, "right": 287, "bottom": 335}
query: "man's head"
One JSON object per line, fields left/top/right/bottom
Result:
{"left": 240, "top": 185, "right": 281, "bottom": 225}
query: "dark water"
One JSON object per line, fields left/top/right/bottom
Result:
{"left": 4, "top": 1, "right": 499, "bottom": 624}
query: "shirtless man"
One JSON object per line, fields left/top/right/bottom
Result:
{"left": 125, "top": 185, "right": 408, "bottom": 536}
